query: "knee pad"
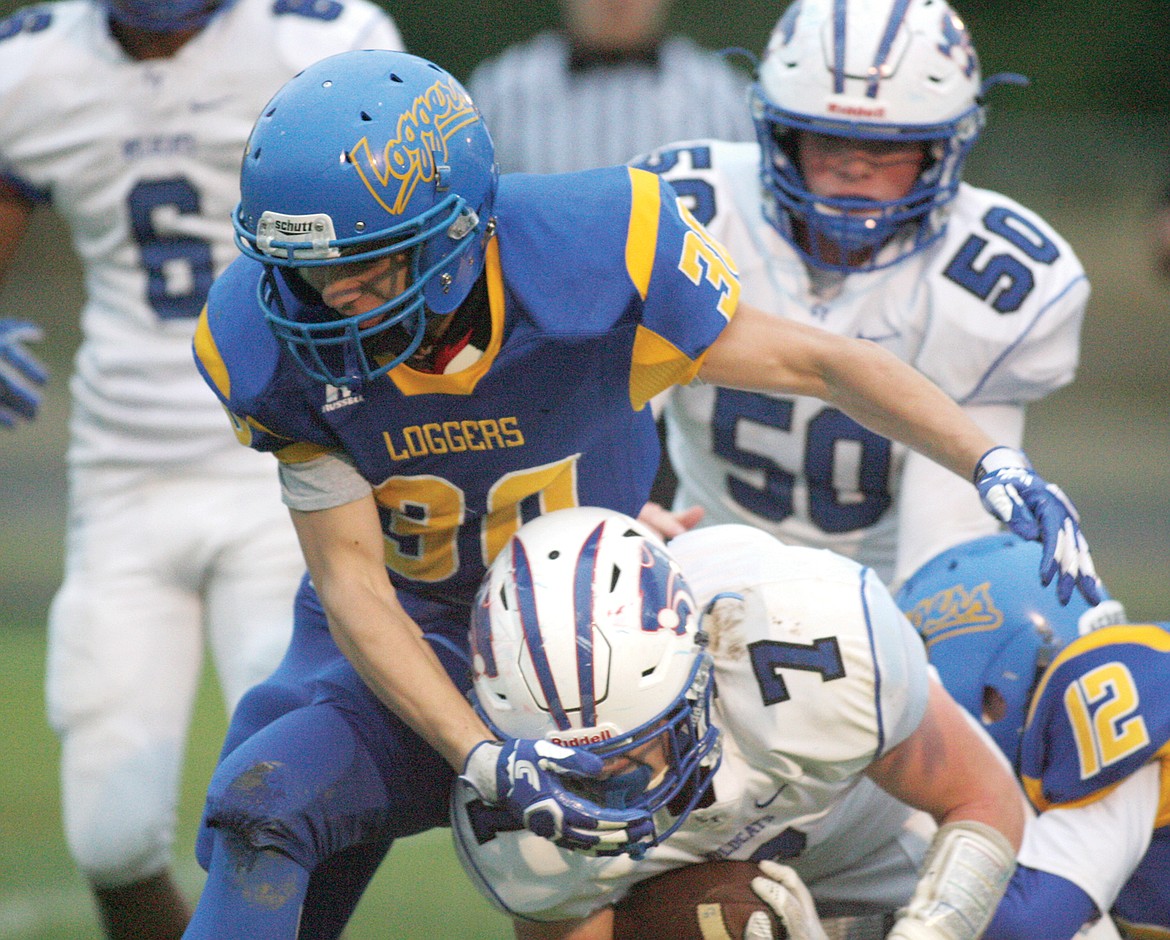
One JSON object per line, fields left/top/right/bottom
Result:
{"left": 198, "top": 705, "right": 391, "bottom": 872}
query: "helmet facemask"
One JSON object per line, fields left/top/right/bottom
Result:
{"left": 239, "top": 198, "right": 484, "bottom": 386}
{"left": 556, "top": 652, "right": 717, "bottom": 838}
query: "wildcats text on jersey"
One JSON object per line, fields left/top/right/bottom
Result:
{"left": 382, "top": 416, "right": 524, "bottom": 460}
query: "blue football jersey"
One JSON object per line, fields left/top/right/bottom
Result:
{"left": 195, "top": 166, "right": 738, "bottom": 604}
{"left": 1021, "top": 623, "right": 1170, "bottom": 931}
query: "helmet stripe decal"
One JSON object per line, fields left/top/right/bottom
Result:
{"left": 831, "top": 0, "right": 848, "bottom": 94}
{"left": 512, "top": 538, "right": 572, "bottom": 730}
{"left": 867, "top": 0, "right": 914, "bottom": 98}
{"left": 573, "top": 523, "right": 606, "bottom": 728}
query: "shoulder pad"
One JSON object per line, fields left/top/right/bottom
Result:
{"left": 1022, "top": 624, "right": 1170, "bottom": 809}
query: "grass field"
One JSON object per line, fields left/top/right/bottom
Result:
{"left": 0, "top": 116, "right": 1167, "bottom": 938}
{"left": 0, "top": 619, "right": 514, "bottom": 939}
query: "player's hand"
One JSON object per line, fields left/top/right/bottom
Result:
{"left": 637, "top": 501, "right": 704, "bottom": 540}
{"left": 0, "top": 319, "right": 48, "bottom": 428}
{"left": 973, "top": 446, "right": 1101, "bottom": 606}
{"left": 460, "top": 739, "right": 654, "bottom": 856}
{"left": 750, "top": 861, "right": 829, "bottom": 940}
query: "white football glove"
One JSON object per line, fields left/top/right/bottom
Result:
{"left": 750, "top": 860, "right": 830, "bottom": 940}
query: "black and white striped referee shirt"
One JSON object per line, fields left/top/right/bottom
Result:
{"left": 467, "top": 31, "right": 755, "bottom": 174}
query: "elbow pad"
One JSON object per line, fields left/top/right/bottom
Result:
{"left": 887, "top": 820, "right": 1016, "bottom": 940}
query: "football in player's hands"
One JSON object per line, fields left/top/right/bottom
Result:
{"left": 613, "top": 861, "right": 788, "bottom": 940}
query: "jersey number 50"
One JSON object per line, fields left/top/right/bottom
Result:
{"left": 942, "top": 207, "right": 1060, "bottom": 314}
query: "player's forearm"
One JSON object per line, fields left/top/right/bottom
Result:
{"left": 290, "top": 501, "right": 492, "bottom": 769}
{"left": 818, "top": 335, "right": 996, "bottom": 484}
{"left": 324, "top": 586, "right": 492, "bottom": 770}
{"left": 869, "top": 680, "right": 1025, "bottom": 850}
{"left": 700, "top": 306, "right": 996, "bottom": 481}
{"left": 984, "top": 867, "right": 1102, "bottom": 940}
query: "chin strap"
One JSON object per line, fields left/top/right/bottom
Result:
{"left": 887, "top": 821, "right": 1016, "bottom": 940}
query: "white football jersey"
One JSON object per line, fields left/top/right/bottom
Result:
{"left": 640, "top": 141, "right": 1087, "bottom": 583}
{"left": 0, "top": 0, "right": 402, "bottom": 468}
{"left": 451, "top": 525, "right": 934, "bottom": 923}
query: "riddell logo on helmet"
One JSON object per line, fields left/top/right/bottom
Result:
{"left": 349, "top": 79, "right": 479, "bottom": 216}
{"left": 827, "top": 101, "right": 887, "bottom": 118}
{"left": 547, "top": 729, "right": 613, "bottom": 747}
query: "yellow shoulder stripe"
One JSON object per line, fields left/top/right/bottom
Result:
{"left": 1028, "top": 624, "right": 1170, "bottom": 726}
{"left": 193, "top": 306, "right": 230, "bottom": 399}
{"left": 625, "top": 167, "right": 661, "bottom": 301}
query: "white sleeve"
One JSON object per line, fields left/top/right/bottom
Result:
{"left": 278, "top": 451, "right": 372, "bottom": 510}
{"left": 1017, "top": 761, "right": 1159, "bottom": 916}
{"left": 891, "top": 402, "right": 1024, "bottom": 587}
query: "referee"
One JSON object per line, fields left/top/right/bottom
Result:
{"left": 467, "top": 0, "right": 754, "bottom": 174}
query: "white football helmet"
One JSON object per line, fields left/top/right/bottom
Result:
{"left": 470, "top": 508, "right": 720, "bottom": 843}
{"left": 752, "top": 0, "right": 990, "bottom": 271}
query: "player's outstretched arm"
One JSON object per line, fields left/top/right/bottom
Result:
{"left": 291, "top": 496, "right": 652, "bottom": 854}
{"left": 866, "top": 679, "right": 1024, "bottom": 940}
{"left": 698, "top": 304, "right": 1101, "bottom": 605}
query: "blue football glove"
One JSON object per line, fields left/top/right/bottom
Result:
{"left": 0, "top": 319, "right": 48, "bottom": 428}
{"left": 461, "top": 739, "right": 654, "bottom": 856}
{"left": 974, "top": 446, "right": 1101, "bottom": 606}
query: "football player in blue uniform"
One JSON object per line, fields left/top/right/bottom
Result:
{"left": 899, "top": 535, "right": 1169, "bottom": 939}
{"left": 187, "top": 49, "right": 1099, "bottom": 937}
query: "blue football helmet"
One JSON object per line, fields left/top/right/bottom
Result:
{"left": 752, "top": 0, "right": 991, "bottom": 271}
{"left": 470, "top": 508, "right": 721, "bottom": 849}
{"left": 896, "top": 533, "right": 1127, "bottom": 769}
{"left": 103, "top": 0, "right": 232, "bottom": 32}
{"left": 234, "top": 50, "right": 498, "bottom": 386}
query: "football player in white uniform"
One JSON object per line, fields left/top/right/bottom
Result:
{"left": 452, "top": 508, "right": 1026, "bottom": 939}
{"left": 0, "top": 1, "right": 401, "bottom": 936}
{"left": 636, "top": 0, "right": 1089, "bottom": 590}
